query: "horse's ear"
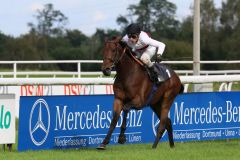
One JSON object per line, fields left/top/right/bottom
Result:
{"left": 105, "top": 36, "right": 123, "bottom": 44}
{"left": 110, "top": 36, "right": 120, "bottom": 41}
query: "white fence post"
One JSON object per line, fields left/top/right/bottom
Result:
{"left": 78, "top": 62, "right": 81, "bottom": 78}
{"left": 13, "top": 62, "right": 17, "bottom": 78}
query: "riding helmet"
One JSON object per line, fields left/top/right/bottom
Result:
{"left": 126, "top": 23, "right": 141, "bottom": 35}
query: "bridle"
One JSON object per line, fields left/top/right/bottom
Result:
{"left": 103, "top": 41, "right": 126, "bottom": 68}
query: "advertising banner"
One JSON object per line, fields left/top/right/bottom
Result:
{"left": 0, "top": 94, "right": 15, "bottom": 144}
{"left": 172, "top": 92, "right": 240, "bottom": 141}
{"left": 1, "top": 84, "right": 113, "bottom": 117}
{"left": 18, "top": 92, "right": 240, "bottom": 151}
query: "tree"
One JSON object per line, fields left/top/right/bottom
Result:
{"left": 178, "top": 16, "right": 193, "bottom": 42}
{"left": 28, "top": 3, "right": 68, "bottom": 37}
{"left": 1, "top": 34, "right": 43, "bottom": 65}
{"left": 117, "top": 0, "right": 179, "bottom": 39}
{"left": 26, "top": 3, "right": 69, "bottom": 60}
{"left": 128, "top": 0, "right": 152, "bottom": 32}
{"left": 65, "top": 29, "right": 88, "bottom": 47}
{"left": 116, "top": 15, "right": 129, "bottom": 32}
{"left": 0, "top": 32, "right": 9, "bottom": 57}
{"left": 200, "top": 0, "right": 220, "bottom": 63}
{"left": 201, "top": 0, "right": 219, "bottom": 32}
{"left": 220, "top": 0, "right": 240, "bottom": 32}
{"left": 219, "top": 0, "right": 240, "bottom": 62}
{"left": 149, "top": 0, "right": 179, "bottom": 39}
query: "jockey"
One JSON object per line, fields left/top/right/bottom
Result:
{"left": 121, "top": 23, "right": 166, "bottom": 83}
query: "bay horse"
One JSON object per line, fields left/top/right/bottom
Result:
{"left": 98, "top": 36, "right": 183, "bottom": 149}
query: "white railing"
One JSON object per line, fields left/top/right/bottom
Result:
{"left": 0, "top": 75, "right": 239, "bottom": 93}
{"left": 0, "top": 75, "right": 239, "bottom": 85}
{"left": 0, "top": 60, "right": 240, "bottom": 78}
{"left": 0, "top": 60, "right": 102, "bottom": 78}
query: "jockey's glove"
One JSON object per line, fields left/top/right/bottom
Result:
{"left": 156, "top": 54, "right": 162, "bottom": 63}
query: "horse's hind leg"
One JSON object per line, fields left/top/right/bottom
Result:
{"left": 151, "top": 98, "right": 174, "bottom": 149}
{"left": 152, "top": 109, "right": 168, "bottom": 149}
{"left": 97, "top": 98, "right": 123, "bottom": 150}
{"left": 151, "top": 103, "right": 166, "bottom": 149}
{"left": 118, "top": 109, "right": 129, "bottom": 144}
{"left": 166, "top": 117, "right": 174, "bottom": 148}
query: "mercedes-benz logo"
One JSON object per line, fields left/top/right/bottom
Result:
{"left": 152, "top": 113, "right": 170, "bottom": 137}
{"left": 29, "top": 99, "right": 50, "bottom": 146}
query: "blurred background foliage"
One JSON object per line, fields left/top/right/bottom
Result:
{"left": 0, "top": 0, "right": 240, "bottom": 71}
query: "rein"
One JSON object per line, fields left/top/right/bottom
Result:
{"left": 128, "top": 52, "right": 144, "bottom": 66}
{"left": 115, "top": 47, "right": 126, "bottom": 65}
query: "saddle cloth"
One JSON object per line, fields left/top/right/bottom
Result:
{"left": 145, "top": 63, "right": 172, "bottom": 105}
{"left": 152, "top": 63, "right": 172, "bottom": 82}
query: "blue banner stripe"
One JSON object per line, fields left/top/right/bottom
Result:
{"left": 18, "top": 92, "right": 240, "bottom": 151}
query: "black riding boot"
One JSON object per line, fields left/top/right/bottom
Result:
{"left": 148, "top": 65, "right": 163, "bottom": 84}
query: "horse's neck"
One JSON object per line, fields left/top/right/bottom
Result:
{"left": 116, "top": 53, "right": 144, "bottom": 79}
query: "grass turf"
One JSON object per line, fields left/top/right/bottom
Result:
{"left": 1, "top": 139, "right": 240, "bottom": 160}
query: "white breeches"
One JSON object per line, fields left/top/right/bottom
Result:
{"left": 140, "top": 46, "right": 157, "bottom": 67}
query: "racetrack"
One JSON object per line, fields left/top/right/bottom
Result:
{"left": 1, "top": 139, "right": 240, "bottom": 160}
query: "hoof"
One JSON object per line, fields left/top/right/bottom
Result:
{"left": 118, "top": 135, "right": 126, "bottom": 144}
{"left": 96, "top": 144, "right": 106, "bottom": 150}
{"left": 170, "top": 144, "right": 175, "bottom": 148}
{"left": 152, "top": 144, "right": 157, "bottom": 149}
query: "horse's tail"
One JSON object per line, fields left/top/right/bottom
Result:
{"left": 179, "top": 84, "right": 184, "bottom": 94}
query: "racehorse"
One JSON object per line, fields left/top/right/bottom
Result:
{"left": 98, "top": 36, "right": 183, "bottom": 149}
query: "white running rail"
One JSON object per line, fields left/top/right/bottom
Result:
{"left": 0, "top": 60, "right": 240, "bottom": 78}
{"left": 0, "top": 75, "right": 239, "bottom": 85}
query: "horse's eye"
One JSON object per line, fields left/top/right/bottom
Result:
{"left": 112, "top": 49, "right": 116, "bottom": 52}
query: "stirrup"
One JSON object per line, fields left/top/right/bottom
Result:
{"left": 150, "top": 71, "right": 161, "bottom": 84}
{"left": 153, "top": 75, "right": 163, "bottom": 84}
{"left": 151, "top": 72, "right": 164, "bottom": 84}
{"left": 156, "top": 77, "right": 163, "bottom": 84}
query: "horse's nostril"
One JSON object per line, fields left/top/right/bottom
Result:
{"left": 103, "top": 68, "right": 111, "bottom": 76}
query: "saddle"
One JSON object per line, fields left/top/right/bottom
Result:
{"left": 146, "top": 63, "right": 172, "bottom": 84}
{"left": 127, "top": 50, "right": 171, "bottom": 84}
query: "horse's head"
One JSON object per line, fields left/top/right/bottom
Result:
{"left": 102, "top": 36, "right": 125, "bottom": 76}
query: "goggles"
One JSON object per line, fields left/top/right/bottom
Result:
{"left": 127, "top": 34, "right": 138, "bottom": 39}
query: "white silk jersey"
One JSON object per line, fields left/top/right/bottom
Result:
{"left": 121, "top": 31, "right": 166, "bottom": 55}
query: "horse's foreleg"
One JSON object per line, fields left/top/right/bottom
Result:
{"left": 118, "top": 109, "right": 129, "bottom": 144}
{"left": 97, "top": 98, "right": 123, "bottom": 150}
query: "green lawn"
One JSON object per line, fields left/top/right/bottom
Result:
{"left": 1, "top": 140, "right": 240, "bottom": 160}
